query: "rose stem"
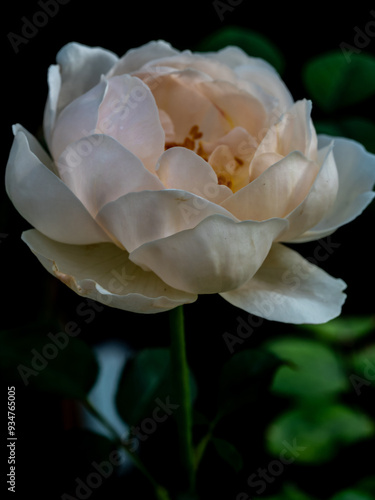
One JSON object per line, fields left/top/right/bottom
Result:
{"left": 168, "top": 305, "right": 195, "bottom": 493}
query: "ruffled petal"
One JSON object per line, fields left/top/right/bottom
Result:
{"left": 129, "top": 215, "right": 288, "bottom": 294}
{"left": 220, "top": 243, "right": 347, "bottom": 324}
{"left": 22, "top": 229, "right": 197, "bottom": 313}
{"left": 96, "top": 189, "right": 238, "bottom": 253}
{"left": 96, "top": 75, "right": 165, "bottom": 173}
{"left": 55, "top": 42, "right": 118, "bottom": 114}
{"left": 58, "top": 135, "right": 164, "bottom": 217}
{"left": 294, "top": 135, "right": 375, "bottom": 242}
{"left": 156, "top": 147, "right": 232, "bottom": 203}
{"left": 5, "top": 126, "right": 109, "bottom": 245}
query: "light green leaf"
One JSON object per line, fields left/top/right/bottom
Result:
{"left": 301, "top": 315, "right": 375, "bottom": 344}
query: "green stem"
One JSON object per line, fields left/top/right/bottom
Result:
{"left": 83, "top": 399, "right": 171, "bottom": 500}
{"left": 169, "top": 305, "right": 195, "bottom": 492}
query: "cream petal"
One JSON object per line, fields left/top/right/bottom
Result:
{"left": 43, "top": 64, "right": 61, "bottom": 150}
{"left": 156, "top": 147, "right": 232, "bottom": 203}
{"left": 96, "top": 75, "right": 165, "bottom": 173}
{"left": 5, "top": 127, "right": 109, "bottom": 245}
{"left": 294, "top": 135, "right": 375, "bottom": 242}
{"left": 107, "top": 40, "right": 179, "bottom": 77}
{"left": 220, "top": 243, "right": 347, "bottom": 324}
{"left": 55, "top": 42, "right": 118, "bottom": 115}
{"left": 221, "top": 151, "right": 319, "bottom": 221}
{"left": 281, "top": 143, "right": 339, "bottom": 242}
{"left": 51, "top": 78, "right": 107, "bottom": 163}
{"left": 129, "top": 215, "right": 288, "bottom": 294}
{"left": 197, "top": 80, "right": 267, "bottom": 137}
{"left": 58, "top": 135, "right": 164, "bottom": 217}
{"left": 96, "top": 189, "right": 238, "bottom": 253}
{"left": 22, "top": 229, "right": 197, "bottom": 314}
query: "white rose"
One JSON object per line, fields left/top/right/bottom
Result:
{"left": 6, "top": 40, "right": 375, "bottom": 323}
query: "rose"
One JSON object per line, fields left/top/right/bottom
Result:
{"left": 5, "top": 40, "right": 375, "bottom": 323}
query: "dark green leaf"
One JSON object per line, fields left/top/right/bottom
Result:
{"left": 0, "top": 326, "right": 99, "bottom": 399}
{"left": 218, "top": 348, "right": 283, "bottom": 416}
{"left": 303, "top": 51, "right": 375, "bottom": 111}
{"left": 196, "top": 26, "right": 285, "bottom": 74}
{"left": 330, "top": 491, "right": 373, "bottom": 500}
{"left": 266, "top": 337, "right": 348, "bottom": 398}
{"left": 266, "top": 401, "right": 374, "bottom": 464}
{"left": 211, "top": 437, "right": 243, "bottom": 473}
{"left": 116, "top": 348, "right": 196, "bottom": 426}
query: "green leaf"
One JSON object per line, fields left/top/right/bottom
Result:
{"left": 315, "top": 118, "right": 375, "bottom": 154}
{"left": 116, "top": 348, "right": 196, "bottom": 426}
{"left": 351, "top": 344, "right": 375, "bottom": 387}
{"left": 330, "top": 491, "right": 373, "bottom": 500}
{"left": 266, "top": 337, "right": 348, "bottom": 398}
{"left": 196, "top": 26, "right": 285, "bottom": 74}
{"left": 0, "top": 326, "right": 99, "bottom": 399}
{"left": 211, "top": 437, "right": 243, "bottom": 473}
{"left": 262, "top": 483, "right": 317, "bottom": 500}
{"left": 218, "top": 348, "right": 283, "bottom": 416}
{"left": 266, "top": 401, "right": 374, "bottom": 464}
{"left": 303, "top": 51, "right": 375, "bottom": 111}
{"left": 301, "top": 315, "right": 375, "bottom": 344}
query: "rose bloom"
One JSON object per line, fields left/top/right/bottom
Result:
{"left": 6, "top": 41, "right": 375, "bottom": 323}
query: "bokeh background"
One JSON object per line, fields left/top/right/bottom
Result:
{"left": 1, "top": 2, "right": 375, "bottom": 499}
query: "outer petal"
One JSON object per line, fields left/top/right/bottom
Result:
{"left": 54, "top": 42, "right": 118, "bottom": 115}
{"left": 107, "top": 40, "right": 179, "bottom": 77}
{"left": 22, "top": 230, "right": 197, "bottom": 313}
{"left": 43, "top": 64, "right": 61, "bottom": 150}
{"left": 5, "top": 126, "right": 109, "bottom": 245}
{"left": 220, "top": 243, "right": 347, "bottom": 324}
{"left": 96, "top": 189, "right": 238, "bottom": 253}
{"left": 96, "top": 75, "right": 165, "bottom": 173}
{"left": 294, "top": 135, "right": 375, "bottom": 242}
{"left": 58, "top": 135, "right": 164, "bottom": 217}
{"left": 129, "top": 215, "right": 288, "bottom": 294}
{"left": 221, "top": 151, "right": 319, "bottom": 221}
{"left": 156, "top": 147, "right": 232, "bottom": 203}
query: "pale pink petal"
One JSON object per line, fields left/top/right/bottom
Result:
{"left": 96, "top": 75, "right": 165, "bottom": 173}
{"left": 129, "top": 215, "right": 287, "bottom": 294}
{"left": 96, "top": 189, "right": 238, "bottom": 253}
{"left": 22, "top": 229, "right": 197, "bottom": 314}
{"left": 58, "top": 135, "right": 164, "bottom": 217}
{"left": 293, "top": 135, "right": 375, "bottom": 242}
{"left": 5, "top": 127, "right": 109, "bottom": 245}
{"left": 221, "top": 243, "right": 347, "bottom": 324}
{"left": 156, "top": 147, "right": 232, "bottom": 203}
{"left": 221, "top": 151, "right": 319, "bottom": 221}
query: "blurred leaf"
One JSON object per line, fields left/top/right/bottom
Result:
{"left": 0, "top": 326, "right": 98, "bottom": 399}
{"left": 351, "top": 344, "right": 375, "bottom": 387}
{"left": 211, "top": 437, "right": 243, "bottom": 473}
{"left": 315, "top": 119, "right": 375, "bottom": 154}
{"left": 301, "top": 315, "right": 375, "bottom": 344}
{"left": 330, "top": 490, "right": 373, "bottom": 500}
{"left": 266, "top": 401, "right": 374, "bottom": 464}
{"left": 218, "top": 348, "right": 283, "bottom": 416}
{"left": 196, "top": 26, "right": 285, "bottom": 73}
{"left": 262, "top": 482, "right": 316, "bottom": 500}
{"left": 303, "top": 51, "right": 375, "bottom": 111}
{"left": 266, "top": 337, "right": 348, "bottom": 398}
{"left": 116, "top": 348, "right": 196, "bottom": 426}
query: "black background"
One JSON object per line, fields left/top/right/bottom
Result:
{"left": 1, "top": 1, "right": 375, "bottom": 499}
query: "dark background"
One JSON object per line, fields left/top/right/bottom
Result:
{"left": 1, "top": 1, "right": 375, "bottom": 499}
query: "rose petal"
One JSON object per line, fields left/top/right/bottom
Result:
{"left": 96, "top": 75, "right": 165, "bottom": 173}
{"left": 58, "top": 134, "right": 164, "bottom": 217}
{"left": 220, "top": 243, "right": 347, "bottom": 324}
{"left": 55, "top": 42, "right": 118, "bottom": 115}
{"left": 43, "top": 64, "right": 61, "bottom": 150}
{"left": 5, "top": 127, "right": 108, "bottom": 245}
{"left": 294, "top": 135, "right": 375, "bottom": 242}
{"left": 96, "top": 189, "right": 238, "bottom": 253}
{"left": 22, "top": 229, "right": 197, "bottom": 314}
{"left": 156, "top": 147, "right": 232, "bottom": 203}
{"left": 129, "top": 215, "right": 288, "bottom": 294}
{"left": 221, "top": 151, "right": 319, "bottom": 221}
